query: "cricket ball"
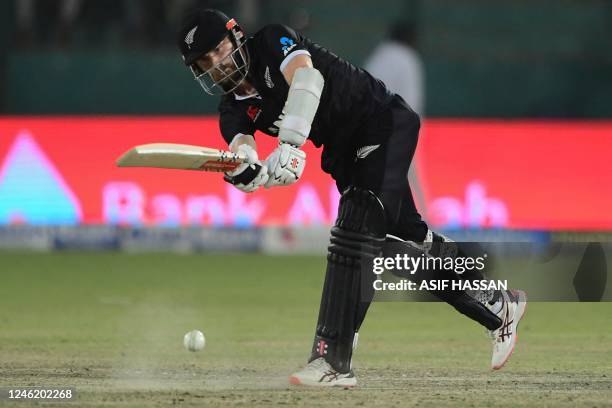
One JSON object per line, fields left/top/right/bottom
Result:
{"left": 183, "top": 330, "right": 206, "bottom": 352}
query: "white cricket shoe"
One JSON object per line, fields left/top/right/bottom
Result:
{"left": 489, "top": 289, "right": 527, "bottom": 370}
{"left": 289, "top": 357, "right": 357, "bottom": 387}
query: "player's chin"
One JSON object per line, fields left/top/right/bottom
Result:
{"left": 223, "top": 73, "right": 247, "bottom": 91}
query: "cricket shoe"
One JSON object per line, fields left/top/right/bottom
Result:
{"left": 488, "top": 289, "right": 527, "bottom": 370}
{"left": 289, "top": 357, "right": 357, "bottom": 387}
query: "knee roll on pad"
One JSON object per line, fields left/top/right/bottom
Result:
{"left": 311, "top": 187, "right": 386, "bottom": 373}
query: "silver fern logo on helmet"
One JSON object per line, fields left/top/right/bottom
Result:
{"left": 185, "top": 26, "right": 198, "bottom": 48}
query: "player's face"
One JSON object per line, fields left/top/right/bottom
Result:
{"left": 195, "top": 37, "right": 235, "bottom": 76}
{"left": 191, "top": 35, "right": 250, "bottom": 95}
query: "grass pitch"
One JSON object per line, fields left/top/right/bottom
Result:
{"left": 0, "top": 251, "right": 610, "bottom": 407}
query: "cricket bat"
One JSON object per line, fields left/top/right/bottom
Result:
{"left": 116, "top": 143, "right": 246, "bottom": 172}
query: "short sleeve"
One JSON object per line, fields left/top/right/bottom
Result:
{"left": 257, "top": 24, "right": 311, "bottom": 73}
{"left": 218, "top": 97, "right": 257, "bottom": 146}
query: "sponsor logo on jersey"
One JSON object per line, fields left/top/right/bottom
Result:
{"left": 280, "top": 37, "right": 297, "bottom": 56}
{"left": 355, "top": 144, "right": 381, "bottom": 160}
{"left": 247, "top": 106, "right": 261, "bottom": 122}
{"left": 185, "top": 26, "right": 198, "bottom": 48}
{"left": 264, "top": 66, "right": 274, "bottom": 88}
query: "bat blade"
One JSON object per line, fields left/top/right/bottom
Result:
{"left": 116, "top": 143, "right": 246, "bottom": 172}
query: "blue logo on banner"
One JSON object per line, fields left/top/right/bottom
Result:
{"left": 0, "top": 132, "right": 82, "bottom": 225}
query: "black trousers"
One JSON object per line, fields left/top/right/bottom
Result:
{"left": 335, "top": 95, "right": 428, "bottom": 243}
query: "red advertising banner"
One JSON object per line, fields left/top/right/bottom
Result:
{"left": 0, "top": 117, "right": 610, "bottom": 230}
{"left": 418, "top": 120, "right": 612, "bottom": 230}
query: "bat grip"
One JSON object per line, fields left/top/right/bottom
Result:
{"left": 223, "top": 174, "right": 238, "bottom": 185}
{"left": 223, "top": 163, "right": 263, "bottom": 186}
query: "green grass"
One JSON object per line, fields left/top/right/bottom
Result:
{"left": 0, "top": 251, "right": 611, "bottom": 407}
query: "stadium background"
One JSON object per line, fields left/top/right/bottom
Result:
{"left": 1, "top": 0, "right": 612, "bottom": 117}
{"left": 0, "top": 1, "right": 611, "bottom": 407}
{"left": 1, "top": 0, "right": 612, "bottom": 244}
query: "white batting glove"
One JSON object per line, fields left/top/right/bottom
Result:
{"left": 223, "top": 144, "right": 269, "bottom": 193}
{"left": 264, "top": 143, "right": 306, "bottom": 188}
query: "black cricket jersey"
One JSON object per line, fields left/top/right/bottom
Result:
{"left": 218, "top": 24, "right": 397, "bottom": 177}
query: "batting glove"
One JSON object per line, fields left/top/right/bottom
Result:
{"left": 264, "top": 143, "right": 306, "bottom": 188}
{"left": 223, "top": 144, "right": 269, "bottom": 193}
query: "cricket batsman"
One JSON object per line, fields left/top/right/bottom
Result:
{"left": 177, "top": 9, "right": 527, "bottom": 387}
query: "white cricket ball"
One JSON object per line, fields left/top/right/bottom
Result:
{"left": 183, "top": 330, "right": 206, "bottom": 352}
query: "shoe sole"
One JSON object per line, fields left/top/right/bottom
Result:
{"left": 492, "top": 290, "right": 527, "bottom": 370}
{"left": 289, "top": 375, "right": 356, "bottom": 388}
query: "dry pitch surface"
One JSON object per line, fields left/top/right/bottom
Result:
{"left": 0, "top": 252, "right": 610, "bottom": 407}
